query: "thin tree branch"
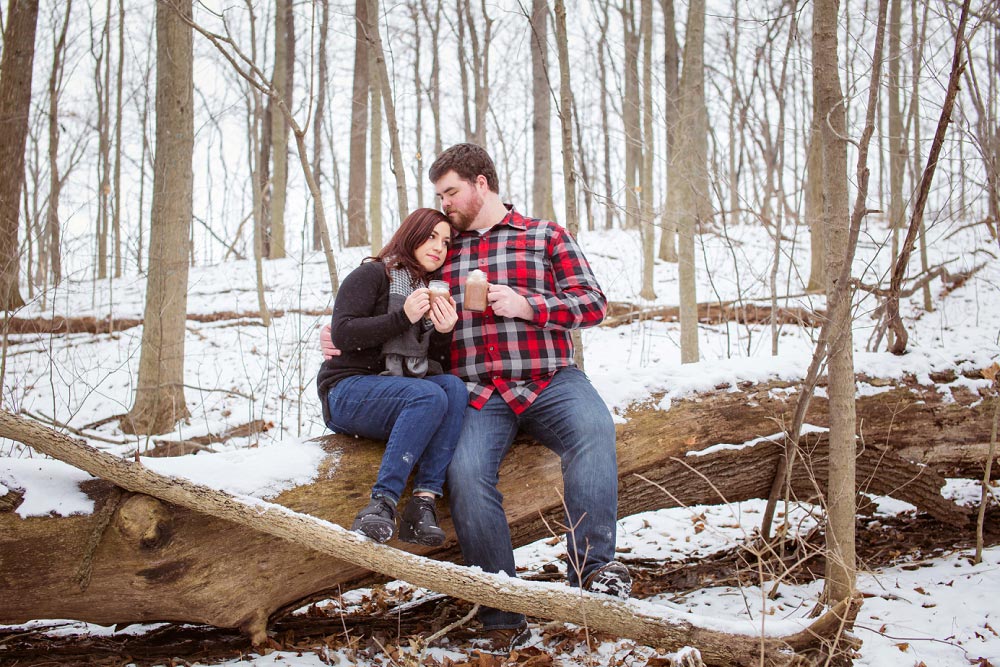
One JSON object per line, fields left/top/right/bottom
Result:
{"left": 884, "top": 0, "right": 971, "bottom": 355}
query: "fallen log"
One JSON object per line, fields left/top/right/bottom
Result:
{"left": 0, "top": 374, "right": 988, "bottom": 658}
{"left": 602, "top": 299, "right": 824, "bottom": 328}
{"left": 3, "top": 309, "right": 332, "bottom": 336}
{"left": 5, "top": 300, "right": 815, "bottom": 336}
{"left": 4, "top": 315, "right": 143, "bottom": 335}
{"left": 0, "top": 409, "right": 846, "bottom": 666}
{"left": 138, "top": 419, "right": 273, "bottom": 458}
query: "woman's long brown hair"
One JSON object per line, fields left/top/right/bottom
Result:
{"left": 366, "top": 208, "right": 453, "bottom": 282}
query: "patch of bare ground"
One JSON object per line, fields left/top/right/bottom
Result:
{"left": 2, "top": 506, "right": 996, "bottom": 667}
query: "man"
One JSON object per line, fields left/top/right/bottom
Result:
{"left": 323, "top": 144, "right": 628, "bottom": 651}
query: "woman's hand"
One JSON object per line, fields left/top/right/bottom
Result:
{"left": 403, "top": 288, "right": 431, "bottom": 323}
{"left": 429, "top": 295, "right": 459, "bottom": 333}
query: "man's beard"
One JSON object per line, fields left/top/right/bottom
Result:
{"left": 446, "top": 193, "right": 484, "bottom": 231}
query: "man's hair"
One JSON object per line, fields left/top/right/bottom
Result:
{"left": 428, "top": 143, "right": 499, "bottom": 193}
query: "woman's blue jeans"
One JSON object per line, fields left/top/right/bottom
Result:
{"left": 325, "top": 373, "right": 468, "bottom": 502}
{"left": 446, "top": 367, "right": 618, "bottom": 629}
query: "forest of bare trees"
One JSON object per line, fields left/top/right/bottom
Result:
{"left": 0, "top": 0, "right": 993, "bottom": 292}
{"left": 2, "top": 0, "right": 999, "bottom": 664}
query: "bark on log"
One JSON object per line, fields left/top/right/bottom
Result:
{"left": 1, "top": 374, "right": 989, "bottom": 660}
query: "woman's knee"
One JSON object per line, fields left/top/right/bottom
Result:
{"left": 439, "top": 374, "right": 468, "bottom": 399}
{"left": 407, "top": 382, "right": 449, "bottom": 414}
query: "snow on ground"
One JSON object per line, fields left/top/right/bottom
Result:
{"left": 3, "top": 219, "right": 1000, "bottom": 665}
{"left": 657, "top": 539, "right": 1000, "bottom": 667}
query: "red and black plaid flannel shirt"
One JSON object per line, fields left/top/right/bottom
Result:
{"left": 441, "top": 205, "right": 607, "bottom": 413}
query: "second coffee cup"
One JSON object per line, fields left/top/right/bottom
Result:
{"left": 464, "top": 270, "right": 489, "bottom": 312}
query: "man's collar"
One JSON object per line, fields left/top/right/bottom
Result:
{"left": 497, "top": 204, "right": 526, "bottom": 230}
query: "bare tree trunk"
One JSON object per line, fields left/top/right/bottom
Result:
{"left": 259, "top": 91, "right": 272, "bottom": 257}
{"left": 911, "top": 0, "right": 932, "bottom": 311}
{"left": 268, "top": 0, "right": 293, "bottom": 260}
{"left": 621, "top": 0, "right": 641, "bottom": 231}
{"left": 639, "top": 0, "right": 656, "bottom": 300}
{"left": 253, "top": 97, "right": 271, "bottom": 328}
{"left": 312, "top": 0, "right": 329, "bottom": 253}
{"left": 675, "top": 0, "right": 708, "bottom": 364}
{"left": 814, "top": 0, "right": 859, "bottom": 605}
{"left": 135, "top": 19, "right": 155, "bottom": 274}
{"left": 961, "top": 13, "right": 999, "bottom": 244}
{"left": 122, "top": 0, "right": 194, "bottom": 435}
{"left": 804, "top": 128, "right": 825, "bottom": 292}
{"left": 419, "top": 0, "right": 442, "bottom": 157}
{"left": 462, "top": 0, "right": 492, "bottom": 147}
{"left": 657, "top": 0, "right": 679, "bottom": 261}
{"left": 369, "top": 63, "right": 383, "bottom": 255}
{"left": 769, "top": 16, "right": 795, "bottom": 356}
{"left": 245, "top": 0, "right": 271, "bottom": 327}
{"left": 112, "top": 0, "right": 124, "bottom": 278}
{"left": 409, "top": 0, "right": 424, "bottom": 209}
{"left": 553, "top": 1, "right": 575, "bottom": 236}
{"left": 477, "top": 0, "right": 492, "bottom": 149}
{"left": 346, "top": 0, "right": 369, "bottom": 247}
{"left": 596, "top": 0, "right": 615, "bottom": 230}
{"left": 886, "top": 0, "right": 906, "bottom": 335}
{"left": 0, "top": 0, "right": 38, "bottom": 311}
{"left": 888, "top": 0, "right": 904, "bottom": 239}
{"left": 366, "top": 0, "right": 409, "bottom": 226}
{"left": 367, "top": 0, "right": 382, "bottom": 253}
{"left": 552, "top": 0, "right": 585, "bottom": 372}
{"left": 885, "top": 0, "right": 903, "bottom": 351}
{"left": 100, "top": 7, "right": 113, "bottom": 279}
{"left": 530, "top": 0, "right": 555, "bottom": 221}
{"left": 455, "top": 0, "right": 472, "bottom": 140}
{"left": 23, "top": 126, "right": 42, "bottom": 301}
{"left": 805, "top": 6, "right": 829, "bottom": 297}
{"left": 331, "top": 139, "right": 347, "bottom": 248}
{"left": 572, "top": 94, "right": 595, "bottom": 232}
{"left": 725, "top": 0, "right": 741, "bottom": 229}
{"left": 92, "top": 0, "right": 111, "bottom": 281}
{"left": 45, "top": 0, "right": 72, "bottom": 288}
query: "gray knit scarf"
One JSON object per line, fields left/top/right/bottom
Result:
{"left": 381, "top": 265, "right": 442, "bottom": 378}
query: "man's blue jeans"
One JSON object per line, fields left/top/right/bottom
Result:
{"left": 446, "top": 367, "right": 618, "bottom": 629}
{"left": 325, "top": 374, "right": 468, "bottom": 502}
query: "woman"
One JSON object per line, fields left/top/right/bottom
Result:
{"left": 316, "top": 208, "right": 466, "bottom": 546}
